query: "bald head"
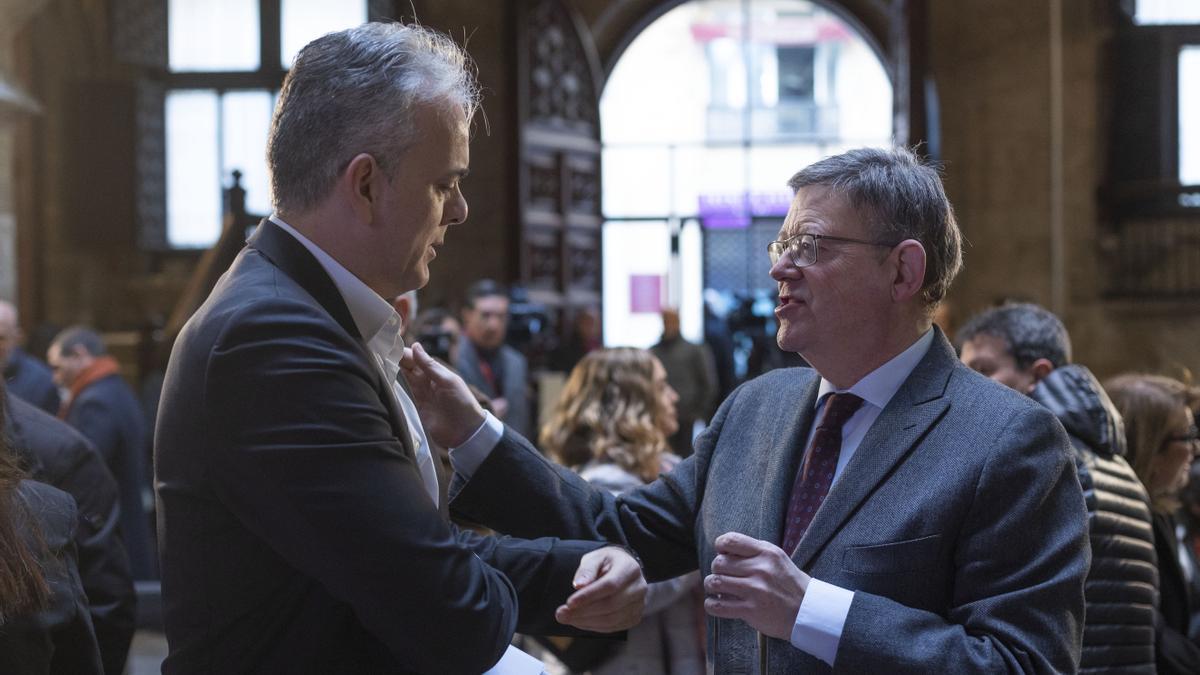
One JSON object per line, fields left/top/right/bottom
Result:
{"left": 0, "top": 300, "right": 20, "bottom": 367}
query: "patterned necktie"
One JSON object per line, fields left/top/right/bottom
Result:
{"left": 781, "top": 392, "right": 865, "bottom": 554}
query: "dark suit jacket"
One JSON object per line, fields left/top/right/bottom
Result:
{"left": 0, "top": 480, "right": 103, "bottom": 675}
{"left": 5, "top": 347, "right": 60, "bottom": 415}
{"left": 454, "top": 331, "right": 1091, "bottom": 673}
{"left": 5, "top": 393, "right": 136, "bottom": 675}
{"left": 456, "top": 339, "right": 532, "bottom": 437}
{"left": 65, "top": 372, "right": 155, "bottom": 580}
{"left": 155, "top": 220, "right": 602, "bottom": 674}
{"left": 1152, "top": 512, "right": 1200, "bottom": 674}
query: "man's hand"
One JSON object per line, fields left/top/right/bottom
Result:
{"left": 400, "top": 342, "right": 486, "bottom": 448}
{"left": 555, "top": 546, "right": 647, "bottom": 633}
{"left": 703, "top": 532, "right": 810, "bottom": 640}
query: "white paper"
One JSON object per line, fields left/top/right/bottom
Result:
{"left": 482, "top": 644, "right": 545, "bottom": 675}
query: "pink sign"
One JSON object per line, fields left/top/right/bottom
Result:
{"left": 629, "top": 275, "right": 663, "bottom": 314}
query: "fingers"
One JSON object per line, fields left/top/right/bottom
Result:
{"left": 572, "top": 549, "right": 611, "bottom": 588}
{"left": 556, "top": 603, "right": 642, "bottom": 632}
{"left": 714, "top": 531, "right": 773, "bottom": 558}
{"left": 703, "top": 591, "right": 754, "bottom": 619}
{"left": 704, "top": 572, "right": 761, "bottom": 598}
{"left": 567, "top": 552, "right": 639, "bottom": 607}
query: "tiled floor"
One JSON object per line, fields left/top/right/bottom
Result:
{"left": 128, "top": 630, "right": 168, "bottom": 674}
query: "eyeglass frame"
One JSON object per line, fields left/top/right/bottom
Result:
{"left": 767, "top": 232, "right": 901, "bottom": 269}
{"left": 1163, "top": 424, "right": 1200, "bottom": 447}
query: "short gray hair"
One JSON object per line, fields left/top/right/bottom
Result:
{"left": 956, "top": 303, "right": 1072, "bottom": 369}
{"left": 788, "top": 146, "right": 963, "bottom": 307}
{"left": 51, "top": 326, "right": 107, "bottom": 357}
{"left": 268, "top": 22, "right": 481, "bottom": 215}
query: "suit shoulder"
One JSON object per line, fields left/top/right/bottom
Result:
{"left": 16, "top": 480, "right": 78, "bottom": 539}
{"left": 7, "top": 394, "right": 97, "bottom": 480}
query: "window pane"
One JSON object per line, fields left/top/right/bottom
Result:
{"left": 166, "top": 90, "right": 221, "bottom": 247}
{"left": 222, "top": 91, "right": 274, "bottom": 215}
{"left": 169, "top": 0, "right": 259, "bottom": 71}
{"left": 1182, "top": 46, "right": 1200, "bottom": 186}
{"left": 281, "top": 0, "right": 368, "bottom": 68}
{"left": 1136, "top": 0, "right": 1200, "bottom": 25}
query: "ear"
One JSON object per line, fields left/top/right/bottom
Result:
{"left": 1027, "top": 358, "right": 1055, "bottom": 387}
{"left": 341, "top": 153, "right": 383, "bottom": 224}
{"left": 890, "top": 239, "right": 927, "bottom": 304}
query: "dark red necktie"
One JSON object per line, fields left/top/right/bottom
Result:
{"left": 781, "top": 392, "right": 865, "bottom": 554}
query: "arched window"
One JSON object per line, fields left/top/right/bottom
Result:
{"left": 599, "top": 0, "right": 891, "bottom": 370}
{"left": 163, "top": 0, "right": 371, "bottom": 248}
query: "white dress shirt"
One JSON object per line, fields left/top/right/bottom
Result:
{"left": 451, "top": 327, "right": 935, "bottom": 668}
{"left": 269, "top": 216, "right": 441, "bottom": 507}
{"left": 789, "top": 328, "right": 934, "bottom": 665}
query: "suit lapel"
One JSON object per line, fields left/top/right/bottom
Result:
{"left": 247, "top": 219, "right": 416, "bottom": 459}
{"left": 759, "top": 372, "right": 822, "bottom": 546}
{"left": 792, "top": 332, "right": 956, "bottom": 570}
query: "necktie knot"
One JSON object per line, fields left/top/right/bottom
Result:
{"left": 818, "top": 392, "right": 864, "bottom": 430}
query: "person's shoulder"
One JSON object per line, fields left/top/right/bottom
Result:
{"left": 6, "top": 394, "right": 96, "bottom": 473}
{"left": 500, "top": 344, "right": 528, "bottom": 366}
{"left": 16, "top": 480, "right": 77, "bottom": 531}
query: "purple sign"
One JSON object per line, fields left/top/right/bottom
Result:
{"left": 629, "top": 275, "right": 662, "bottom": 314}
{"left": 698, "top": 192, "right": 792, "bottom": 229}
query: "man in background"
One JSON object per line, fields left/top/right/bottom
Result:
{"left": 48, "top": 326, "right": 155, "bottom": 581}
{"left": 456, "top": 279, "right": 532, "bottom": 436}
{"left": 0, "top": 300, "right": 59, "bottom": 414}
{"left": 958, "top": 302, "right": 1158, "bottom": 673}
{"left": 651, "top": 307, "right": 717, "bottom": 457}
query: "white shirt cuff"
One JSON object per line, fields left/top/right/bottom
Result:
{"left": 790, "top": 578, "right": 855, "bottom": 666}
{"left": 448, "top": 411, "right": 504, "bottom": 478}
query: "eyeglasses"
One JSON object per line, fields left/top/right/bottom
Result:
{"left": 767, "top": 232, "right": 898, "bottom": 269}
{"left": 1164, "top": 424, "right": 1200, "bottom": 446}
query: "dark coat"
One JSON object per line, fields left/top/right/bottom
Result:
{"left": 5, "top": 392, "right": 136, "bottom": 675}
{"left": 1152, "top": 512, "right": 1200, "bottom": 674}
{"left": 4, "top": 347, "right": 60, "bottom": 415}
{"left": 155, "top": 219, "right": 602, "bottom": 674}
{"left": 1029, "top": 365, "right": 1159, "bottom": 673}
{"left": 456, "top": 339, "right": 532, "bottom": 437}
{"left": 454, "top": 331, "right": 1091, "bottom": 673}
{"left": 64, "top": 373, "right": 155, "bottom": 580}
{"left": 0, "top": 480, "right": 103, "bottom": 675}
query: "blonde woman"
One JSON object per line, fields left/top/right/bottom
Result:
{"left": 1106, "top": 374, "right": 1200, "bottom": 674}
{"left": 542, "top": 348, "right": 704, "bottom": 674}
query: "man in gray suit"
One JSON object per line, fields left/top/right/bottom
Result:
{"left": 404, "top": 147, "right": 1090, "bottom": 672}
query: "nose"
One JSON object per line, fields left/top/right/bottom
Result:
{"left": 446, "top": 187, "right": 468, "bottom": 226}
{"left": 770, "top": 253, "right": 799, "bottom": 283}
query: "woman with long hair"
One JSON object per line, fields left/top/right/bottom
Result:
{"left": 1106, "top": 374, "right": 1200, "bottom": 674}
{"left": 0, "top": 388, "right": 101, "bottom": 673}
{"left": 541, "top": 347, "right": 704, "bottom": 674}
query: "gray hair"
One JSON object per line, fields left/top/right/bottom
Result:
{"left": 51, "top": 326, "right": 107, "bottom": 357}
{"left": 268, "top": 22, "right": 481, "bottom": 215}
{"left": 955, "top": 303, "right": 1072, "bottom": 368}
{"left": 787, "top": 146, "right": 963, "bottom": 307}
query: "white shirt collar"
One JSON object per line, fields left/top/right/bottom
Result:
{"left": 268, "top": 215, "right": 402, "bottom": 348}
{"left": 816, "top": 328, "right": 935, "bottom": 410}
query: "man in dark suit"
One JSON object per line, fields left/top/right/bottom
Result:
{"left": 0, "top": 300, "right": 60, "bottom": 414}
{"left": 48, "top": 326, "right": 156, "bottom": 581}
{"left": 4, "top": 388, "right": 136, "bottom": 674}
{"left": 154, "top": 23, "right": 645, "bottom": 674}
{"left": 455, "top": 279, "right": 532, "bottom": 436}
{"left": 405, "top": 147, "right": 1091, "bottom": 672}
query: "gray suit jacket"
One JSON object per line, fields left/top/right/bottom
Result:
{"left": 453, "top": 331, "right": 1090, "bottom": 673}
{"left": 456, "top": 339, "right": 531, "bottom": 437}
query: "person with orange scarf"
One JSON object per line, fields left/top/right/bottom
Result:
{"left": 48, "top": 326, "right": 155, "bottom": 580}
